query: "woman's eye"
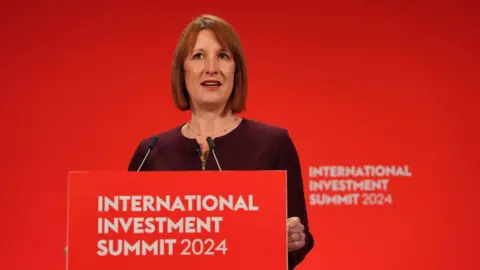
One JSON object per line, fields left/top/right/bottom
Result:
{"left": 193, "top": 53, "right": 203, "bottom": 59}
{"left": 219, "top": 53, "right": 230, "bottom": 60}
{"left": 192, "top": 52, "right": 230, "bottom": 60}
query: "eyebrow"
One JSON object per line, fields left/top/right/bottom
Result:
{"left": 192, "top": 48, "right": 230, "bottom": 53}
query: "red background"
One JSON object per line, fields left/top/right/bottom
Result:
{"left": 0, "top": 1, "right": 478, "bottom": 270}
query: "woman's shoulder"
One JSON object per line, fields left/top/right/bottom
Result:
{"left": 239, "top": 118, "right": 299, "bottom": 161}
{"left": 241, "top": 118, "right": 292, "bottom": 142}
{"left": 133, "top": 124, "right": 185, "bottom": 151}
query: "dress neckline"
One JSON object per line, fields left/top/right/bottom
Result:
{"left": 175, "top": 117, "right": 249, "bottom": 151}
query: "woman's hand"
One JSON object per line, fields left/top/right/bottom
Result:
{"left": 287, "top": 217, "right": 305, "bottom": 252}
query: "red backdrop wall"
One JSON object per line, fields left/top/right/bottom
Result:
{"left": 1, "top": 1, "right": 478, "bottom": 270}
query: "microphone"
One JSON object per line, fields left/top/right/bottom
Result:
{"left": 137, "top": 137, "right": 158, "bottom": 171}
{"left": 206, "top": 137, "right": 222, "bottom": 171}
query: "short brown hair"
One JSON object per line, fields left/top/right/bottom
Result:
{"left": 171, "top": 14, "right": 247, "bottom": 113}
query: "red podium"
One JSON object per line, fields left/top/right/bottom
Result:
{"left": 66, "top": 171, "right": 287, "bottom": 270}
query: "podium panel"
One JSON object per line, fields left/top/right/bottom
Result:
{"left": 67, "top": 171, "right": 287, "bottom": 270}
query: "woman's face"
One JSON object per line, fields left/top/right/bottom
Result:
{"left": 184, "top": 29, "right": 235, "bottom": 111}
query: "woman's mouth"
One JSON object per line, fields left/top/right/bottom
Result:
{"left": 201, "top": 80, "right": 222, "bottom": 89}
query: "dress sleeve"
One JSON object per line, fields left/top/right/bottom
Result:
{"left": 277, "top": 129, "right": 314, "bottom": 269}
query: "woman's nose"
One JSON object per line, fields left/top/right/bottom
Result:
{"left": 204, "top": 57, "right": 219, "bottom": 74}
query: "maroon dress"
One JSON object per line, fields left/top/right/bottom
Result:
{"left": 128, "top": 118, "right": 314, "bottom": 269}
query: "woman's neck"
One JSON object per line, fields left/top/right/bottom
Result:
{"left": 187, "top": 110, "right": 239, "bottom": 138}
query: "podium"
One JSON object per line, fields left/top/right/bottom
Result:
{"left": 66, "top": 170, "right": 287, "bottom": 270}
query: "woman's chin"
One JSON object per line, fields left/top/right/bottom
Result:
{"left": 195, "top": 99, "right": 228, "bottom": 110}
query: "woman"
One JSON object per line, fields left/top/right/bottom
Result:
{"left": 128, "top": 14, "right": 314, "bottom": 269}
